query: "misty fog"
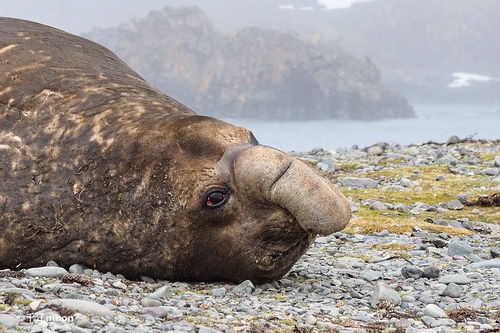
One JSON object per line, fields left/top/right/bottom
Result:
{"left": 1, "top": 0, "right": 498, "bottom": 151}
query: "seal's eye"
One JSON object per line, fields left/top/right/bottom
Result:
{"left": 204, "top": 189, "right": 229, "bottom": 209}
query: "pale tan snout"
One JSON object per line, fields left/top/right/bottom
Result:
{"left": 232, "top": 145, "right": 351, "bottom": 235}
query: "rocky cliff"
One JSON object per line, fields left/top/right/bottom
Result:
{"left": 84, "top": 6, "right": 413, "bottom": 120}
{"left": 155, "top": 0, "right": 500, "bottom": 104}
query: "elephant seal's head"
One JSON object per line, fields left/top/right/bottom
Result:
{"left": 157, "top": 115, "right": 351, "bottom": 283}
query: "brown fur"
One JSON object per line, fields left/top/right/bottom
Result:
{"left": 0, "top": 18, "right": 349, "bottom": 282}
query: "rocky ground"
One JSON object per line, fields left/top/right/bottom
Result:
{"left": 1, "top": 137, "right": 499, "bottom": 333}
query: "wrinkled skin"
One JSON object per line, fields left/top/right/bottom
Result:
{"left": 0, "top": 18, "right": 351, "bottom": 282}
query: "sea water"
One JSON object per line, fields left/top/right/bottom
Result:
{"left": 223, "top": 104, "right": 500, "bottom": 152}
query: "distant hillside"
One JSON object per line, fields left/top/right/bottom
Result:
{"left": 84, "top": 6, "right": 413, "bottom": 120}
{"left": 156, "top": 0, "right": 500, "bottom": 104}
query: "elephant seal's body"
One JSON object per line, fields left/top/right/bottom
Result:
{"left": 0, "top": 18, "right": 351, "bottom": 282}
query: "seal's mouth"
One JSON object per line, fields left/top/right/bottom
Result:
{"left": 254, "top": 232, "right": 313, "bottom": 274}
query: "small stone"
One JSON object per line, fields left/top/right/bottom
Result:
{"left": 101, "top": 272, "right": 117, "bottom": 280}
{"left": 490, "top": 246, "right": 500, "bottom": 258}
{"left": 25, "top": 267, "right": 68, "bottom": 278}
{"left": 480, "top": 324, "right": 494, "bottom": 330}
{"left": 373, "top": 229, "right": 390, "bottom": 237}
{"left": 447, "top": 135, "right": 460, "bottom": 144}
{"left": 339, "top": 177, "right": 378, "bottom": 189}
{"left": 457, "top": 192, "right": 468, "bottom": 204}
{"left": 371, "top": 282, "right": 401, "bottom": 308}
{"left": 400, "top": 177, "right": 412, "bottom": 187}
{"left": 0, "top": 314, "right": 18, "bottom": 329}
{"left": 310, "top": 147, "right": 324, "bottom": 155}
{"left": 401, "top": 266, "right": 424, "bottom": 279}
{"left": 429, "top": 238, "right": 447, "bottom": 248}
{"left": 141, "top": 306, "right": 182, "bottom": 319}
{"left": 111, "top": 280, "right": 127, "bottom": 290}
{"left": 69, "top": 264, "right": 86, "bottom": 274}
{"left": 141, "top": 298, "right": 162, "bottom": 307}
{"left": 48, "top": 299, "right": 113, "bottom": 316}
{"left": 74, "top": 313, "right": 92, "bottom": 329}
{"left": 367, "top": 145, "right": 384, "bottom": 155}
{"left": 423, "top": 304, "right": 446, "bottom": 318}
{"left": 441, "top": 283, "right": 463, "bottom": 298}
{"left": 468, "top": 258, "right": 500, "bottom": 269}
{"left": 402, "top": 295, "right": 416, "bottom": 303}
{"left": 151, "top": 285, "right": 171, "bottom": 299}
{"left": 234, "top": 280, "right": 255, "bottom": 295}
{"left": 362, "top": 270, "right": 382, "bottom": 281}
{"left": 140, "top": 276, "right": 155, "bottom": 283}
{"left": 421, "top": 315, "right": 436, "bottom": 327}
{"left": 211, "top": 287, "right": 226, "bottom": 298}
{"left": 370, "top": 201, "right": 388, "bottom": 210}
{"left": 422, "top": 267, "right": 440, "bottom": 279}
{"left": 438, "top": 273, "right": 471, "bottom": 285}
{"left": 483, "top": 167, "right": 499, "bottom": 176}
{"left": 447, "top": 200, "right": 464, "bottom": 210}
{"left": 494, "top": 156, "right": 500, "bottom": 167}
{"left": 435, "top": 175, "right": 445, "bottom": 181}
{"left": 305, "top": 314, "right": 317, "bottom": 325}
{"left": 316, "top": 158, "right": 335, "bottom": 172}
{"left": 46, "top": 260, "right": 59, "bottom": 267}
{"left": 431, "top": 319, "right": 455, "bottom": 327}
{"left": 199, "top": 327, "right": 222, "bottom": 333}
{"left": 448, "top": 240, "right": 473, "bottom": 256}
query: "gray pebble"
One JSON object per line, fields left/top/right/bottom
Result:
{"left": 490, "top": 246, "right": 500, "bottom": 258}
{"left": 372, "top": 229, "right": 390, "bottom": 237}
{"left": 371, "top": 282, "right": 401, "bottom": 308}
{"left": 494, "top": 156, "right": 500, "bottom": 167}
{"left": 69, "top": 264, "right": 87, "bottom": 274}
{"left": 0, "top": 314, "right": 17, "bottom": 329}
{"left": 361, "top": 270, "right": 382, "bottom": 281}
{"left": 25, "top": 267, "right": 68, "bottom": 278}
{"left": 233, "top": 280, "right": 255, "bottom": 295}
{"left": 483, "top": 167, "right": 499, "bottom": 176}
{"left": 49, "top": 299, "right": 113, "bottom": 316}
{"left": 423, "top": 304, "right": 446, "bottom": 318}
{"left": 447, "top": 135, "right": 460, "bottom": 144}
{"left": 441, "top": 283, "right": 464, "bottom": 298}
{"left": 422, "top": 267, "right": 440, "bottom": 278}
{"left": 446, "top": 200, "right": 464, "bottom": 210}
{"left": 211, "top": 287, "right": 226, "bottom": 298}
{"left": 448, "top": 240, "right": 473, "bottom": 256}
{"left": 401, "top": 266, "right": 424, "bottom": 279}
{"left": 438, "top": 273, "right": 471, "bottom": 285}
{"left": 339, "top": 177, "right": 378, "bottom": 189}
{"left": 468, "top": 258, "right": 500, "bottom": 269}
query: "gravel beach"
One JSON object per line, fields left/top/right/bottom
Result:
{"left": 1, "top": 139, "right": 499, "bottom": 333}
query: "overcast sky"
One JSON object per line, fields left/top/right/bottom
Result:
{"left": 0, "top": 0, "right": 377, "bottom": 34}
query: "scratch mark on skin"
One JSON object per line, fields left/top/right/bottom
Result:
{"left": 0, "top": 44, "right": 18, "bottom": 55}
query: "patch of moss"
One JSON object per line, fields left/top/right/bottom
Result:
{"left": 345, "top": 217, "right": 471, "bottom": 236}
{"left": 13, "top": 298, "right": 32, "bottom": 306}
{"left": 335, "top": 300, "right": 348, "bottom": 307}
{"left": 373, "top": 243, "right": 414, "bottom": 251}
{"left": 378, "top": 158, "right": 406, "bottom": 166}
{"left": 479, "top": 152, "right": 499, "bottom": 161}
{"left": 182, "top": 316, "right": 204, "bottom": 324}
{"left": 336, "top": 162, "right": 359, "bottom": 172}
{"left": 266, "top": 294, "right": 285, "bottom": 300}
{"left": 349, "top": 254, "right": 372, "bottom": 262}
{"left": 275, "top": 319, "right": 296, "bottom": 326}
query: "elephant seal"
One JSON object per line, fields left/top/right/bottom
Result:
{"left": 0, "top": 17, "right": 351, "bottom": 282}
